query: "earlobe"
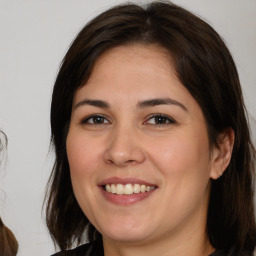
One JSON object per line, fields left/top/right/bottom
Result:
{"left": 210, "top": 128, "right": 235, "bottom": 180}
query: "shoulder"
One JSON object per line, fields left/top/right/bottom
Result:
{"left": 210, "top": 248, "right": 256, "bottom": 256}
{"left": 51, "top": 239, "right": 103, "bottom": 256}
{"left": 51, "top": 243, "right": 93, "bottom": 256}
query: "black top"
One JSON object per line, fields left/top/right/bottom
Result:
{"left": 52, "top": 239, "right": 104, "bottom": 256}
{"left": 52, "top": 239, "right": 254, "bottom": 256}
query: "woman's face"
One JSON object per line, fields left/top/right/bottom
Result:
{"left": 66, "top": 44, "right": 217, "bottom": 245}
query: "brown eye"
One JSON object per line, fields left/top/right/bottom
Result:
{"left": 154, "top": 116, "right": 169, "bottom": 124}
{"left": 92, "top": 116, "right": 105, "bottom": 124}
{"left": 145, "top": 114, "right": 175, "bottom": 125}
{"left": 82, "top": 115, "right": 110, "bottom": 125}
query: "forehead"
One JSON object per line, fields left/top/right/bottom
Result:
{"left": 76, "top": 44, "right": 181, "bottom": 97}
{"left": 74, "top": 44, "right": 196, "bottom": 107}
{"left": 92, "top": 43, "right": 173, "bottom": 70}
{"left": 90, "top": 43, "right": 174, "bottom": 78}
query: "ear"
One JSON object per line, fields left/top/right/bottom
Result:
{"left": 210, "top": 128, "right": 235, "bottom": 180}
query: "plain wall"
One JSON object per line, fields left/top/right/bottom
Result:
{"left": 0, "top": 0, "right": 255, "bottom": 255}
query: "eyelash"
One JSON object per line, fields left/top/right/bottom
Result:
{"left": 144, "top": 114, "right": 176, "bottom": 126}
{"left": 80, "top": 114, "right": 176, "bottom": 126}
{"left": 81, "top": 114, "right": 110, "bottom": 125}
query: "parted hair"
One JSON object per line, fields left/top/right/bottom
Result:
{"left": 45, "top": 1, "right": 256, "bottom": 252}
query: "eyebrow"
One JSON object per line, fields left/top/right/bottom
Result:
{"left": 74, "top": 97, "right": 187, "bottom": 112}
{"left": 137, "top": 98, "right": 188, "bottom": 111}
{"left": 74, "top": 99, "right": 110, "bottom": 110}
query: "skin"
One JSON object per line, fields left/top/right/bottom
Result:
{"left": 66, "top": 44, "right": 234, "bottom": 256}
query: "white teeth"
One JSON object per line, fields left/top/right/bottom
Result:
{"left": 116, "top": 184, "right": 124, "bottom": 195}
{"left": 110, "top": 184, "right": 116, "bottom": 194}
{"left": 133, "top": 184, "right": 141, "bottom": 194}
{"left": 106, "top": 184, "right": 111, "bottom": 192}
{"left": 104, "top": 183, "right": 156, "bottom": 195}
{"left": 124, "top": 184, "right": 133, "bottom": 195}
{"left": 141, "top": 185, "right": 146, "bottom": 192}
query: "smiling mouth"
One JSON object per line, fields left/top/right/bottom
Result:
{"left": 104, "top": 184, "right": 156, "bottom": 195}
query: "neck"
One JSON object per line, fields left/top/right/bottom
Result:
{"left": 103, "top": 227, "right": 214, "bottom": 256}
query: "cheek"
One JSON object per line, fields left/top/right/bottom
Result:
{"left": 66, "top": 133, "right": 102, "bottom": 177}
{"left": 66, "top": 132, "right": 101, "bottom": 216}
{"left": 66, "top": 143, "right": 103, "bottom": 224}
{"left": 148, "top": 128, "right": 211, "bottom": 179}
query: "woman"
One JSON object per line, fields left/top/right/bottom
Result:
{"left": 0, "top": 132, "right": 18, "bottom": 256}
{"left": 46, "top": 1, "right": 256, "bottom": 255}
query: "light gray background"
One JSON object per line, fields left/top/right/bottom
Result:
{"left": 0, "top": 0, "right": 255, "bottom": 255}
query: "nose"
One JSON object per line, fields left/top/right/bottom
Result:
{"left": 103, "top": 125, "right": 146, "bottom": 167}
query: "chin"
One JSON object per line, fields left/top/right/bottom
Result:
{"left": 99, "top": 219, "right": 153, "bottom": 243}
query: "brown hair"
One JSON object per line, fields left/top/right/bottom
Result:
{"left": 45, "top": 1, "right": 256, "bottom": 252}
{"left": 0, "top": 218, "right": 18, "bottom": 256}
{"left": 0, "top": 132, "right": 18, "bottom": 256}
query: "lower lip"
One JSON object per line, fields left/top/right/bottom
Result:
{"left": 99, "top": 186, "right": 156, "bottom": 205}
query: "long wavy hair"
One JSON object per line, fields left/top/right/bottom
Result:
{"left": 45, "top": 1, "right": 256, "bottom": 252}
{"left": 0, "top": 132, "right": 18, "bottom": 256}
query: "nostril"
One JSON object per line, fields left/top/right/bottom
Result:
{"left": 106, "top": 159, "right": 114, "bottom": 165}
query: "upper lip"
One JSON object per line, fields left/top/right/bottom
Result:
{"left": 98, "top": 177, "right": 157, "bottom": 187}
